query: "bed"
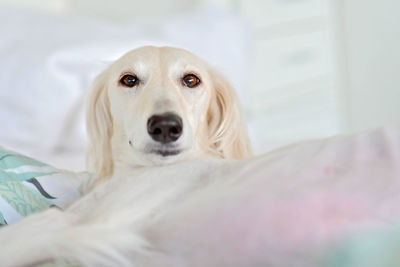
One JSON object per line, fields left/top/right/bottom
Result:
{"left": 1, "top": 127, "right": 400, "bottom": 266}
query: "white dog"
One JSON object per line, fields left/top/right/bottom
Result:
{"left": 3, "top": 46, "right": 399, "bottom": 267}
{"left": 0, "top": 46, "right": 255, "bottom": 266}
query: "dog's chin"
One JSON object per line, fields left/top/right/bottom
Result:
{"left": 140, "top": 144, "right": 188, "bottom": 165}
{"left": 150, "top": 149, "right": 181, "bottom": 157}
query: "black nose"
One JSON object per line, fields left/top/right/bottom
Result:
{"left": 147, "top": 113, "right": 183, "bottom": 144}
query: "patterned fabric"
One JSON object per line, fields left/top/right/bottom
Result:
{"left": 0, "top": 147, "right": 96, "bottom": 225}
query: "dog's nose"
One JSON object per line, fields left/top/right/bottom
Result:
{"left": 147, "top": 113, "right": 183, "bottom": 144}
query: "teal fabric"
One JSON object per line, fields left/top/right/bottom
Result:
{"left": 322, "top": 229, "right": 400, "bottom": 267}
{"left": 0, "top": 180, "right": 52, "bottom": 217}
{"left": 0, "top": 148, "right": 46, "bottom": 168}
{"left": 0, "top": 147, "right": 95, "bottom": 225}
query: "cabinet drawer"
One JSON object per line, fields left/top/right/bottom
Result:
{"left": 239, "top": 0, "right": 328, "bottom": 27}
{"left": 246, "top": 78, "right": 340, "bottom": 153}
{"left": 248, "top": 77, "right": 335, "bottom": 112}
{"left": 250, "top": 31, "right": 331, "bottom": 92}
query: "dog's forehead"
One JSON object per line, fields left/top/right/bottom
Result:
{"left": 159, "top": 47, "right": 203, "bottom": 63}
{"left": 115, "top": 46, "right": 206, "bottom": 71}
{"left": 114, "top": 47, "right": 159, "bottom": 70}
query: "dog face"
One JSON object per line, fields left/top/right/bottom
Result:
{"left": 108, "top": 47, "right": 212, "bottom": 166}
{"left": 87, "top": 46, "right": 251, "bottom": 180}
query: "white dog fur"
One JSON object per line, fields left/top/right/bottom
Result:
{"left": 0, "top": 46, "right": 254, "bottom": 266}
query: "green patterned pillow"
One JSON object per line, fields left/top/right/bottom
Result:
{"left": 0, "top": 147, "right": 96, "bottom": 225}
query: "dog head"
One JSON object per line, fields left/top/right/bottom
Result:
{"left": 86, "top": 46, "right": 252, "bottom": 180}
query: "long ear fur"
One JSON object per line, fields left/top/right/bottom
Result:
{"left": 207, "top": 69, "right": 253, "bottom": 159}
{"left": 86, "top": 70, "right": 114, "bottom": 181}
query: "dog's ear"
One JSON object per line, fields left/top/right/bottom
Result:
{"left": 86, "top": 70, "right": 114, "bottom": 181}
{"left": 207, "top": 68, "right": 252, "bottom": 159}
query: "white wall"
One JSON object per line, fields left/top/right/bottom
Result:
{"left": 337, "top": 0, "right": 400, "bottom": 133}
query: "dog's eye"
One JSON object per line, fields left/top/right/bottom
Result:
{"left": 120, "top": 74, "right": 139, "bottom": 87}
{"left": 182, "top": 74, "right": 200, "bottom": 88}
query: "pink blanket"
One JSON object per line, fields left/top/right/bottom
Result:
{"left": 145, "top": 127, "right": 400, "bottom": 266}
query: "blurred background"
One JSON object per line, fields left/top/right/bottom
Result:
{"left": 0, "top": 0, "right": 399, "bottom": 171}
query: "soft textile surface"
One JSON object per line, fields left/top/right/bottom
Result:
{"left": 0, "top": 6, "right": 251, "bottom": 171}
{"left": 0, "top": 128, "right": 399, "bottom": 266}
{"left": 139, "top": 127, "right": 400, "bottom": 266}
{"left": 0, "top": 147, "right": 95, "bottom": 225}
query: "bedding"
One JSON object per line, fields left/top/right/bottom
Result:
{"left": 1, "top": 127, "right": 399, "bottom": 266}
{"left": 139, "top": 126, "right": 400, "bottom": 266}
{"left": 0, "top": 147, "right": 95, "bottom": 225}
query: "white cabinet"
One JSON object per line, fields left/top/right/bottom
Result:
{"left": 233, "top": 0, "right": 340, "bottom": 152}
